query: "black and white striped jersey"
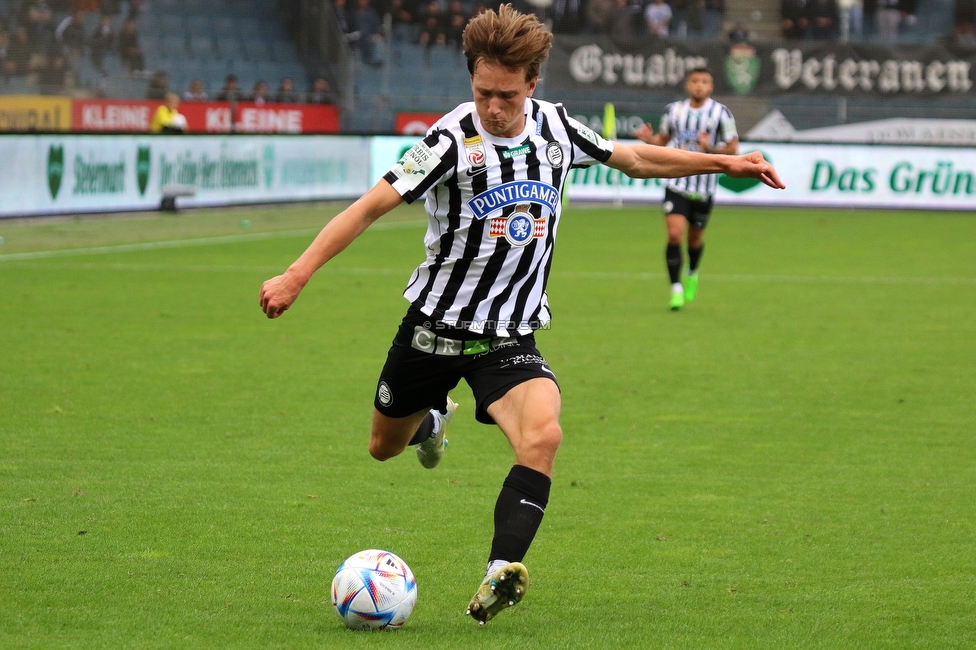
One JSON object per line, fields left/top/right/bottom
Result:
{"left": 658, "top": 97, "right": 737, "bottom": 197}
{"left": 383, "top": 98, "right": 614, "bottom": 337}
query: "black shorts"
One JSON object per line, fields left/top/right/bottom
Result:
{"left": 374, "top": 306, "right": 558, "bottom": 425}
{"left": 663, "top": 188, "right": 714, "bottom": 230}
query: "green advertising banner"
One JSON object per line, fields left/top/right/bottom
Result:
{"left": 1, "top": 135, "right": 371, "bottom": 218}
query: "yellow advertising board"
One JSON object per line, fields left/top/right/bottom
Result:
{"left": 0, "top": 95, "right": 72, "bottom": 132}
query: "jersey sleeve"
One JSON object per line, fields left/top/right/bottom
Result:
{"left": 555, "top": 105, "right": 614, "bottom": 169}
{"left": 658, "top": 104, "right": 674, "bottom": 137}
{"left": 719, "top": 107, "right": 738, "bottom": 143}
{"left": 383, "top": 130, "right": 458, "bottom": 204}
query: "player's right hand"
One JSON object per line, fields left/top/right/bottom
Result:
{"left": 633, "top": 123, "right": 654, "bottom": 144}
{"left": 259, "top": 271, "right": 305, "bottom": 319}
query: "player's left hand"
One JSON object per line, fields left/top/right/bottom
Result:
{"left": 726, "top": 151, "right": 786, "bottom": 189}
{"left": 698, "top": 131, "right": 710, "bottom": 152}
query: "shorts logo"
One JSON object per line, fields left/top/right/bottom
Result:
{"left": 662, "top": 200, "right": 674, "bottom": 214}
{"left": 377, "top": 381, "right": 393, "bottom": 406}
{"left": 546, "top": 142, "right": 563, "bottom": 169}
{"left": 489, "top": 204, "right": 546, "bottom": 246}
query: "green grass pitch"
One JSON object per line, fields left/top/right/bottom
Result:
{"left": 1, "top": 202, "right": 975, "bottom": 649}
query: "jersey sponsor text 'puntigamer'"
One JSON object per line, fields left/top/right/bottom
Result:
{"left": 467, "top": 180, "right": 560, "bottom": 220}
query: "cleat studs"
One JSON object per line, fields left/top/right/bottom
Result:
{"left": 499, "top": 574, "right": 506, "bottom": 582}
{"left": 479, "top": 621, "right": 485, "bottom": 626}
{"left": 509, "top": 600, "right": 515, "bottom": 606}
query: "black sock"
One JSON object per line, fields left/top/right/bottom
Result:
{"left": 666, "top": 243, "right": 682, "bottom": 284}
{"left": 407, "top": 412, "right": 434, "bottom": 446}
{"left": 688, "top": 244, "right": 704, "bottom": 273}
{"left": 488, "top": 465, "right": 552, "bottom": 564}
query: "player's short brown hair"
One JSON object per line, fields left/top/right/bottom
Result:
{"left": 462, "top": 4, "right": 553, "bottom": 81}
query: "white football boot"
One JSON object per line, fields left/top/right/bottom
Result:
{"left": 416, "top": 397, "right": 457, "bottom": 469}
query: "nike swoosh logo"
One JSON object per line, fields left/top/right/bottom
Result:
{"left": 466, "top": 166, "right": 487, "bottom": 178}
{"left": 520, "top": 499, "right": 545, "bottom": 513}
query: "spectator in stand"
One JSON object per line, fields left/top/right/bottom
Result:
{"left": 305, "top": 75, "right": 336, "bottom": 103}
{"left": 184, "top": 78, "right": 208, "bottom": 100}
{"left": 417, "top": 0, "right": 447, "bottom": 47}
{"left": 551, "top": 0, "right": 585, "bottom": 33}
{"left": 781, "top": 0, "right": 808, "bottom": 39}
{"left": 445, "top": 0, "right": 467, "bottom": 47}
{"left": 645, "top": 0, "right": 672, "bottom": 37}
{"left": 251, "top": 80, "right": 270, "bottom": 105}
{"left": 806, "top": 0, "right": 838, "bottom": 39}
{"left": 0, "top": 29, "right": 12, "bottom": 81}
{"left": 6, "top": 25, "right": 37, "bottom": 77}
{"left": 703, "top": 0, "right": 724, "bottom": 38}
{"left": 351, "top": 0, "right": 382, "bottom": 65}
{"left": 874, "top": 0, "right": 900, "bottom": 41}
{"left": 728, "top": 19, "right": 749, "bottom": 43}
{"left": 387, "top": 0, "right": 419, "bottom": 42}
{"left": 216, "top": 74, "right": 241, "bottom": 101}
{"left": 151, "top": 92, "right": 188, "bottom": 133}
{"left": 678, "top": 0, "right": 706, "bottom": 39}
{"left": 275, "top": 77, "right": 301, "bottom": 102}
{"left": 118, "top": 17, "right": 144, "bottom": 74}
{"left": 55, "top": 10, "right": 86, "bottom": 63}
{"left": 838, "top": 0, "right": 863, "bottom": 40}
{"left": 607, "top": 0, "right": 635, "bottom": 37}
{"left": 99, "top": 0, "right": 123, "bottom": 17}
{"left": 953, "top": 0, "right": 976, "bottom": 43}
{"left": 334, "top": 0, "right": 353, "bottom": 36}
{"left": 23, "top": 0, "right": 54, "bottom": 50}
{"left": 38, "top": 52, "right": 67, "bottom": 94}
{"left": 90, "top": 13, "right": 115, "bottom": 74}
{"left": 585, "top": 0, "right": 613, "bottom": 33}
{"left": 146, "top": 69, "right": 168, "bottom": 99}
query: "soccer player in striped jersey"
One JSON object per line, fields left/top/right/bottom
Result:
{"left": 635, "top": 67, "right": 739, "bottom": 310}
{"left": 260, "top": 5, "right": 782, "bottom": 625}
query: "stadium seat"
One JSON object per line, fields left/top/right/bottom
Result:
{"left": 157, "top": 15, "right": 184, "bottom": 34}
{"left": 269, "top": 40, "right": 298, "bottom": 63}
{"left": 216, "top": 37, "right": 247, "bottom": 62}
{"left": 213, "top": 17, "right": 237, "bottom": 39}
{"left": 154, "top": 0, "right": 184, "bottom": 15}
{"left": 187, "top": 16, "right": 212, "bottom": 36}
{"left": 189, "top": 35, "right": 215, "bottom": 59}
{"left": 161, "top": 35, "right": 188, "bottom": 60}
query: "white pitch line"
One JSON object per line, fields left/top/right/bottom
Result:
{"left": 1, "top": 260, "right": 972, "bottom": 286}
{"left": 0, "top": 220, "right": 426, "bottom": 262}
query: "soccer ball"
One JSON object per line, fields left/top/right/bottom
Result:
{"left": 331, "top": 549, "right": 417, "bottom": 630}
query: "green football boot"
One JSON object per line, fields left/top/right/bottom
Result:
{"left": 669, "top": 288, "right": 685, "bottom": 311}
{"left": 684, "top": 273, "right": 698, "bottom": 302}
{"left": 465, "top": 562, "right": 529, "bottom": 625}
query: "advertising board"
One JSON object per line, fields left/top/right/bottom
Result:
{"left": 0, "top": 134, "right": 369, "bottom": 217}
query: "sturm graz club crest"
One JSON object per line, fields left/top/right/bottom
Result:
{"left": 725, "top": 44, "right": 760, "bottom": 95}
{"left": 505, "top": 211, "right": 535, "bottom": 247}
{"left": 136, "top": 146, "right": 151, "bottom": 196}
{"left": 47, "top": 145, "right": 64, "bottom": 199}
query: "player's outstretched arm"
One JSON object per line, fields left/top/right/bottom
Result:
{"left": 606, "top": 143, "right": 785, "bottom": 189}
{"left": 259, "top": 180, "right": 403, "bottom": 319}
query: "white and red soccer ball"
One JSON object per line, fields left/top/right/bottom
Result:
{"left": 331, "top": 549, "right": 417, "bottom": 630}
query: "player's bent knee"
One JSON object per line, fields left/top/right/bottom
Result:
{"left": 368, "top": 436, "right": 401, "bottom": 462}
{"left": 527, "top": 420, "right": 563, "bottom": 454}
